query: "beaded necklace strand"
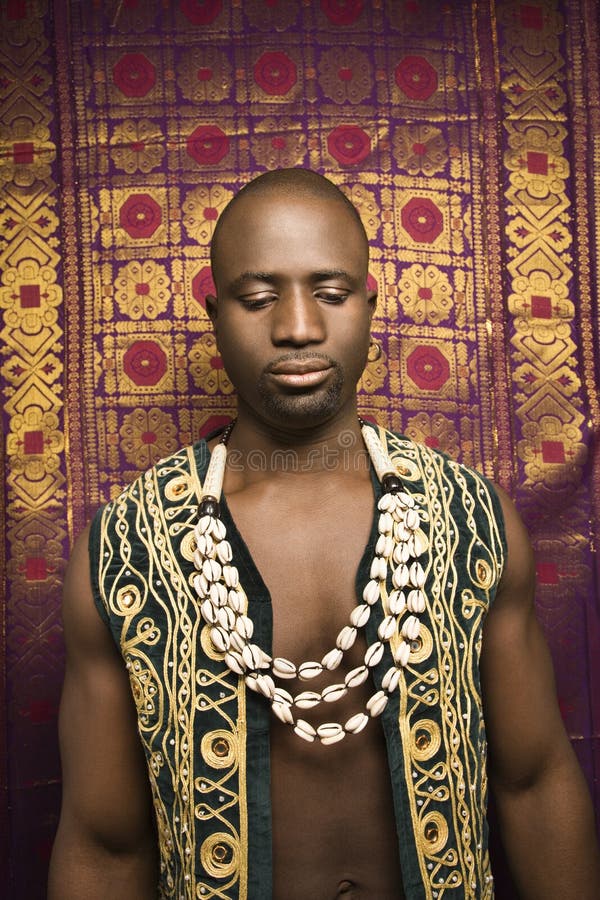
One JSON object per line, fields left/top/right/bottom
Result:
{"left": 193, "top": 421, "right": 429, "bottom": 745}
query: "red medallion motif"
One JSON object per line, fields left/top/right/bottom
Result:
{"left": 186, "top": 125, "right": 229, "bottom": 165}
{"left": 400, "top": 197, "right": 443, "bottom": 243}
{"left": 520, "top": 4, "right": 544, "bottom": 30}
{"left": 253, "top": 51, "right": 297, "bottom": 95}
{"left": 119, "top": 194, "right": 162, "bottom": 239}
{"left": 13, "top": 142, "right": 34, "bottom": 163}
{"left": 321, "top": 0, "right": 363, "bottom": 25}
{"left": 113, "top": 53, "right": 156, "bottom": 98}
{"left": 180, "top": 0, "right": 222, "bottom": 24}
{"left": 406, "top": 345, "right": 450, "bottom": 391}
{"left": 123, "top": 340, "right": 167, "bottom": 386}
{"left": 191, "top": 266, "right": 216, "bottom": 308}
{"left": 327, "top": 125, "right": 371, "bottom": 165}
{"left": 19, "top": 284, "right": 40, "bottom": 307}
{"left": 394, "top": 55, "right": 438, "bottom": 100}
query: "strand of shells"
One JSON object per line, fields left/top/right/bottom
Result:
{"left": 193, "top": 425, "right": 429, "bottom": 745}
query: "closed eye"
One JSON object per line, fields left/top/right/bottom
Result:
{"left": 316, "top": 291, "right": 350, "bottom": 304}
{"left": 238, "top": 293, "right": 277, "bottom": 309}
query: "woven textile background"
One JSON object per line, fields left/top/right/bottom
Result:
{"left": 1, "top": 0, "right": 599, "bottom": 896}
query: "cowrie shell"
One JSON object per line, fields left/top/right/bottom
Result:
{"left": 380, "top": 535, "right": 395, "bottom": 558}
{"left": 229, "top": 631, "right": 245, "bottom": 653}
{"left": 272, "top": 701, "right": 294, "bottom": 725}
{"left": 272, "top": 657, "right": 297, "bottom": 679}
{"left": 393, "top": 542, "right": 411, "bottom": 564}
{"left": 394, "top": 521, "right": 410, "bottom": 541}
{"left": 392, "top": 564, "right": 410, "bottom": 589}
{"left": 224, "top": 650, "right": 245, "bottom": 675}
{"left": 363, "top": 579, "right": 380, "bottom": 606}
{"left": 378, "top": 512, "right": 393, "bottom": 534}
{"left": 202, "top": 558, "right": 221, "bottom": 583}
{"left": 197, "top": 514, "right": 213, "bottom": 535}
{"left": 235, "top": 614, "right": 254, "bottom": 640}
{"left": 412, "top": 528, "right": 429, "bottom": 556}
{"left": 336, "top": 626, "right": 357, "bottom": 651}
{"left": 321, "top": 683, "right": 347, "bottom": 703}
{"left": 317, "top": 723, "right": 344, "bottom": 745}
{"left": 369, "top": 556, "right": 387, "bottom": 581}
{"left": 211, "top": 519, "right": 227, "bottom": 541}
{"left": 397, "top": 491, "right": 415, "bottom": 509}
{"left": 364, "top": 641, "right": 385, "bottom": 668}
{"left": 256, "top": 648, "right": 271, "bottom": 669}
{"left": 195, "top": 533, "right": 214, "bottom": 556}
{"left": 405, "top": 508, "right": 420, "bottom": 530}
{"left": 227, "top": 589, "right": 244, "bottom": 613}
{"left": 245, "top": 673, "right": 260, "bottom": 692}
{"left": 216, "top": 540, "right": 233, "bottom": 564}
{"left": 294, "top": 719, "right": 316, "bottom": 742}
{"left": 377, "top": 493, "right": 394, "bottom": 511}
{"left": 298, "top": 661, "right": 323, "bottom": 681}
{"left": 223, "top": 565, "right": 239, "bottom": 588}
{"left": 209, "top": 582, "right": 228, "bottom": 606}
{"left": 407, "top": 589, "right": 426, "bottom": 613}
{"left": 210, "top": 626, "right": 229, "bottom": 653}
{"left": 200, "top": 599, "right": 217, "bottom": 624}
{"left": 242, "top": 643, "right": 263, "bottom": 671}
{"left": 395, "top": 641, "right": 410, "bottom": 667}
{"left": 345, "top": 712, "right": 369, "bottom": 734}
{"left": 388, "top": 590, "right": 406, "bottom": 616}
{"left": 367, "top": 690, "right": 388, "bottom": 717}
{"left": 321, "top": 647, "right": 343, "bottom": 670}
{"left": 193, "top": 572, "right": 209, "bottom": 597}
{"left": 216, "top": 606, "right": 235, "bottom": 630}
{"left": 294, "top": 691, "right": 321, "bottom": 709}
{"left": 256, "top": 673, "right": 275, "bottom": 699}
{"left": 273, "top": 687, "right": 293, "bottom": 706}
{"left": 344, "top": 665, "right": 369, "bottom": 688}
{"left": 350, "top": 604, "right": 371, "bottom": 629}
{"left": 377, "top": 614, "right": 396, "bottom": 642}
{"left": 401, "top": 615, "right": 420, "bottom": 641}
{"left": 382, "top": 666, "right": 401, "bottom": 693}
{"left": 409, "top": 561, "right": 426, "bottom": 588}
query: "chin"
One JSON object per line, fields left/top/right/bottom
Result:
{"left": 256, "top": 367, "right": 348, "bottom": 427}
{"left": 264, "top": 394, "right": 340, "bottom": 424}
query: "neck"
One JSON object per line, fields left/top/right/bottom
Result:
{"left": 218, "top": 406, "right": 373, "bottom": 485}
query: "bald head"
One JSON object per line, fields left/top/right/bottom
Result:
{"left": 210, "top": 168, "right": 369, "bottom": 279}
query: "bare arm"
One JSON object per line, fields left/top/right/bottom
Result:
{"left": 48, "top": 524, "right": 159, "bottom": 899}
{"left": 481, "top": 488, "right": 600, "bottom": 899}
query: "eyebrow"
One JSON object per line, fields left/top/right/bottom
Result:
{"left": 227, "top": 271, "right": 276, "bottom": 293}
{"left": 228, "top": 269, "right": 356, "bottom": 293}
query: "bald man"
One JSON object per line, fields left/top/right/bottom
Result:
{"left": 49, "top": 169, "right": 600, "bottom": 899}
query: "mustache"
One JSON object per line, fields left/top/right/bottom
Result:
{"left": 263, "top": 351, "right": 339, "bottom": 374}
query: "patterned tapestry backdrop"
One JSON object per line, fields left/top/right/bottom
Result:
{"left": 1, "top": 0, "right": 600, "bottom": 895}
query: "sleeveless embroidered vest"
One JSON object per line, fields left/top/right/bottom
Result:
{"left": 90, "top": 427, "right": 506, "bottom": 899}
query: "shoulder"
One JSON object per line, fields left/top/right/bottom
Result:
{"left": 62, "top": 523, "right": 120, "bottom": 660}
{"left": 489, "top": 482, "right": 536, "bottom": 606}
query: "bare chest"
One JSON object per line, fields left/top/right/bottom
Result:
{"left": 224, "top": 478, "right": 405, "bottom": 898}
{"left": 225, "top": 478, "right": 374, "bottom": 659}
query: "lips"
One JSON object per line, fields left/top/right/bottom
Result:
{"left": 268, "top": 357, "right": 333, "bottom": 389}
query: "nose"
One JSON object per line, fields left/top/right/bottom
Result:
{"left": 270, "top": 287, "right": 326, "bottom": 347}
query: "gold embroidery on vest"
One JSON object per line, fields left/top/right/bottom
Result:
{"left": 384, "top": 430, "right": 501, "bottom": 898}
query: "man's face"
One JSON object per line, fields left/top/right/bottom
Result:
{"left": 207, "top": 190, "right": 376, "bottom": 431}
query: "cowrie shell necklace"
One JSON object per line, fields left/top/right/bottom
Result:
{"left": 192, "top": 421, "right": 429, "bottom": 745}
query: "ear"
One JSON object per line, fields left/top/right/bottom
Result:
{"left": 206, "top": 293, "right": 218, "bottom": 326}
